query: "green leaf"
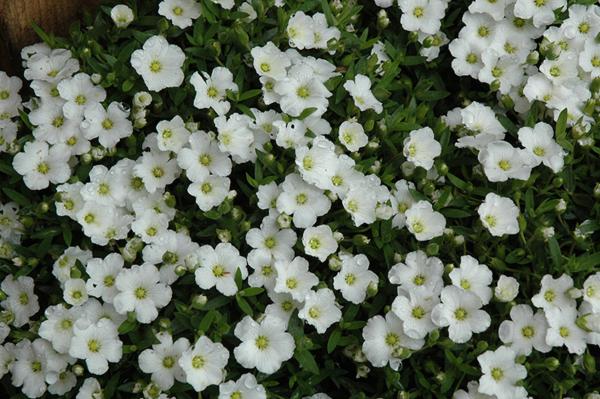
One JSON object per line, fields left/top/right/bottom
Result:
{"left": 235, "top": 294, "right": 253, "bottom": 316}
{"left": 239, "top": 287, "right": 264, "bottom": 297}
{"left": 2, "top": 188, "right": 31, "bottom": 207}
{"left": 295, "top": 349, "right": 320, "bottom": 374}
{"left": 547, "top": 237, "right": 562, "bottom": 270}
{"left": 327, "top": 329, "right": 342, "bottom": 353}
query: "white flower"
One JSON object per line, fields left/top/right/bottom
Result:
{"left": 194, "top": 243, "right": 248, "bottom": 296}
{"left": 274, "top": 64, "right": 332, "bottom": 117}
{"left": 274, "top": 256, "right": 318, "bottom": 301}
{"left": 69, "top": 318, "right": 122, "bottom": 375}
{"left": 449, "top": 38, "right": 484, "bottom": 79}
{"left": 63, "top": 278, "right": 88, "bottom": 306}
{"left": 138, "top": 331, "right": 190, "bottom": 390}
{"left": 477, "top": 346, "right": 528, "bottom": 399}
{"left": 38, "top": 304, "right": 82, "bottom": 354}
{"left": 333, "top": 253, "right": 378, "bottom": 304}
{"left": 545, "top": 306, "right": 587, "bottom": 354}
{"left": 214, "top": 113, "right": 255, "bottom": 163}
{"left": 57, "top": 73, "right": 106, "bottom": 119}
{"left": 179, "top": 335, "right": 229, "bottom": 392}
{"left": 131, "top": 211, "right": 169, "bottom": 243}
{"left": 405, "top": 200, "right": 446, "bottom": 241}
{"left": 302, "top": 225, "right": 338, "bottom": 262}
{"left": 155, "top": 115, "right": 190, "bottom": 152}
{"left": 134, "top": 151, "right": 180, "bottom": 193}
{"left": 187, "top": 174, "right": 230, "bottom": 211}
{"left": 450, "top": 255, "right": 493, "bottom": 305}
{"left": 494, "top": 275, "right": 519, "bottom": 302}
{"left": 76, "top": 378, "right": 103, "bottom": 399}
{"left": 52, "top": 246, "right": 92, "bottom": 285}
{"left": 286, "top": 11, "right": 315, "bottom": 49}
{"left": 362, "top": 312, "right": 424, "bottom": 370}
{"left": 477, "top": 193, "right": 520, "bottom": 237}
{"left": 158, "top": 0, "right": 201, "bottom": 28}
{"left": 276, "top": 173, "right": 331, "bottom": 228}
{"left": 245, "top": 216, "right": 296, "bottom": 261}
{"left": 1, "top": 275, "right": 39, "bottom": 327}
{"left": 498, "top": 304, "right": 550, "bottom": 356}
{"left": 391, "top": 290, "right": 438, "bottom": 339}
{"left": 388, "top": 250, "right": 444, "bottom": 296}
{"left": 478, "top": 51, "right": 523, "bottom": 94}
{"left": 12, "top": 141, "right": 71, "bottom": 190}
{"left": 390, "top": 179, "right": 416, "bottom": 229}
{"left": 531, "top": 274, "right": 576, "bottom": 311}
{"left": 251, "top": 42, "right": 291, "bottom": 80}
{"left": 190, "top": 67, "right": 238, "bottom": 115}
{"left": 113, "top": 263, "right": 172, "bottom": 323}
{"left": 478, "top": 141, "right": 532, "bottom": 182}
{"left": 455, "top": 102, "right": 506, "bottom": 151}
{"left": 177, "top": 131, "right": 232, "bottom": 182}
{"left": 81, "top": 102, "right": 133, "bottom": 149}
{"left": 431, "top": 285, "right": 491, "bottom": 343}
{"left": 130, "top": 35, "right": 185, "bottom": 92}
{"left": 233, "top": 315, "right": 295, "bottom": 374}
{"left": 247, "top": 249, "right": 278, "bottom": 292}
{"left": 85, "top": 253, "right": 124, "bottom": 303}
{"left": 452, "top": 381, "right": 495, "bottom": 399}
{"left": 11, "top": 338, "right": 67, "bottom": 398}
{"left": 583, "top": 273, "right": 600, "bottom": 313}
{"left": 398, "top": 0, "right": 446, "bottom": 35}
{"left": 80, "top": 165, "right": 128, "bottom": 207}
{"left": 111, "top": 5, "right": 134, "bottom": 28}
{"left": 338, "top": 120, "right": 368, "bottom": 152}
{"left": 517, "top": 122, "right": 565, "bottom": 173}
{"left": 298, "top": 288, "right": 342, "bottom": 333}
{"left": 514, "top": 0, "right": 566, "bottom": 28}
{"left": 403, "top": 127, "right": 441, "bottom": 170}
{"left": 343, "top": 74, "right": 382, "bottom": 113}
{"left": 579, "top": 39, "right": 600, "bottom": 78}
{"left": 218, "top": 373, "right": 266, "bottom": 399}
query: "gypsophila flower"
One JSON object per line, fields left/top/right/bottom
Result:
{"left": 158, "top": 0, "right": 201, "bottom": 28}
{"left": 477, "top": 193, "right": 520, "bottom": 237}
{"left": 233, "top": 315, "right": 295, "bottom": 374}
{"left": 130, "top": 35, "right": 185, "bottom": 92}
{"left": 179, "top": 335, "right": 229, "bottom": 392}
{"left": 298, "top": 288, "right": 342, "bottom": 334}
{"left": 111, "top": 4, "right": 134, "bottom": 28}
{"left": 113, "top": 263, "right": 172, "bottom": 323}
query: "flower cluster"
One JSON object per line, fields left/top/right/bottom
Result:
{"left": 0, "top": 0, "right": 599, "bottom": 398}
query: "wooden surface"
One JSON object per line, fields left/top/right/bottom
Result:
{"left": 0, "top": 0, "right": 102, "bottom": 74}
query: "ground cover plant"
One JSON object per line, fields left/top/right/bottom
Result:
{"left": 1, "top": 0, "right": 600, "bottom": 398}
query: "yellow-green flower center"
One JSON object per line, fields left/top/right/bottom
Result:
{"left": 454, "top": 307, "right": 468, "bottom": 321}
{"left": 134, "top": 287, "right": 147, "bottom": 299}
{"left": 88, "top": 339, "right": 101, "bottom": 353}
{"left": 255, "top": 335, "right": 269, "bottom": 350}
{"left": 150, "top": 60, "right": 162, "bottom": 73}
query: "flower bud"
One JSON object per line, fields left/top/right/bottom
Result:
{"left": 545, "top": 357, "right": 560, "bottom": 370}
{"left": 494, "top": 275, "right": 519, "bottom": 302}
{"left": 555, "top": 199, "right": 567, "bottom": 213}
{"left": 328, "top": 255, "right": 342, "bottom": 271}
{"left": 192, "top": 294, "right": 208, "bottom": 309}
{"left": 366, "top": 281, "right": 379, "bottom": 297}
{"left": 352, "top": 234, "right": 370, "bottom": 246}
{"left": 174, "top": 265, "right": 187, "bottom": 276}
{"left": 216, "top": 229, "right": 232, "bottom": 243}
{"left": 526, "top": 51, "right": 539, "bottom": 65}
{"left": 158, "top": 318, "right": 171, "bottom": 330}
{"left": 276, "top": 213, "right": 292, "bottom": 229}
{"left": 72, "top": 364, "right": 85, "bottom": 376}
{"left": 377, "top": 10, "right": 390, "bottom": 29}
